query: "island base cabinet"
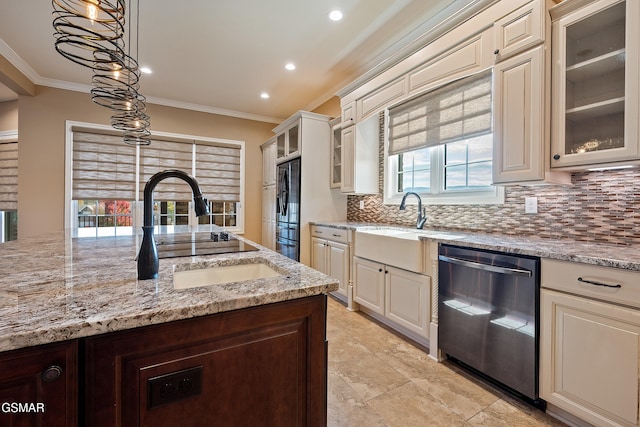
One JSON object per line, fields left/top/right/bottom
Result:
{"left": 84, "top": 295, "right": 328, "bottom": 427}
{"left": 541, "top": 289, "right": 640, "bottom": 427}
{"left": 0, "top": 340, "right": 77, "bottom": 427}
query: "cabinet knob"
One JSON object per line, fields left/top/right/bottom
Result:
{"left": 494, "top": 49, "right": 500, "bottom": 55}
{"left": 553, "top": 154, "right": 560, "bottom": 160}
{"left": 41, "top": 365, "right": 63, "bottom": 382}
{"left": 378, "top": 268, "right": 383, "bottom": 272}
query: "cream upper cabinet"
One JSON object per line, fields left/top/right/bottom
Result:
{"left": 550, "top": 0, "right": 640, "bottom": 169}
{"left": 408, "top": 28, "right": 493, "bottom": 97}
{"left": 340, "top": 114, "right": 379, "bottom": 195}
{"left": 261, "top": 138, "right": 276, "bottom": 186}
{"left": 356, "top": 78, "right": 406, "bottom": 123}
{"left": 275, "top": 122, "right": 300, "bottom": 161}
{"left": 540, "top": 259, "right": 640, "bottom": 426}
{"left": 341, "top": 101, "right": 356, "bottom": 127}
{"left": 493, "top": 46, "right": 545, "bottom": 183}
{"left": 329, "top": 118, "right": 342, "bottom": 189}
{"left": 493, "top": 0, "right": 545, "bottom": 61}
{"left": 493, "top": 45, "right": 571, "bottom": 184}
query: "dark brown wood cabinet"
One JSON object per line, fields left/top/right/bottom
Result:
{"left": 0, "top": 340, "right": 77, "bottom": 426}
{"left": 84, "top": 295, "right": 329, "bottom": 426}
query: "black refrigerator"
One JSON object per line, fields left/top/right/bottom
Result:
{"left": 276, "top": 157, "right": 301, "bottom": 261}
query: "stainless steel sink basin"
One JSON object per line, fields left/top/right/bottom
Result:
{"left": 173, "top": 259, "right": 284, "bottom": 289}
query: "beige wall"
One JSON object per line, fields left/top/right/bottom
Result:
{"left": 17, "top": 86, "right": 274, "bottom": 242}
{"left": 311, "top": 96, "right": 340, "bottom": 118}
{"left": 0, "top": 100, "right": 18, "bottom": 131}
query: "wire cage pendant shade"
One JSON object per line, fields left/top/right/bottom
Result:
{"left": 52, "top": 0, "right": 151, "bottom": 145}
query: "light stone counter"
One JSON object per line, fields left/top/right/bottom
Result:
{"left": 0, "top": 230, "right": 338, "bottom": 352}
{"left": 311, "top": 221, "right": 640, "bottom": 271}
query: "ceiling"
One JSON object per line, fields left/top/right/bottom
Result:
{"left": 0, "top": 0, "right": 466, "bottom": 123}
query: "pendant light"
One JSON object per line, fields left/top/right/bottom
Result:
{"left": 52, "top": 0, "right": 151, "bottom": 145}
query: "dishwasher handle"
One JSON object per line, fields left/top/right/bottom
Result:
{"left": 438, "top": 255, "right": 532, "bottom": 277}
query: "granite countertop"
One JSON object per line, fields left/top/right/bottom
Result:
{"left": 0, "top": 229, "right": 338, "bottom": 352}
{"left": 311, "top": 221, "right": 640, "bottom": 271}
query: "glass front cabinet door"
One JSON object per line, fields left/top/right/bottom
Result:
{"left": 550, "top": 0, "right": 640, "bottom": 169}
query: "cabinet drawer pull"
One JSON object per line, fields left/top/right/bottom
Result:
{"left": 41, "top": 365, "right": 63, "bottom": 382}
{"left": 332, "top": 233, "right": 341, "bottom": 237}
{"left": 578, "top": 277, "right": 622, "bottom": 289}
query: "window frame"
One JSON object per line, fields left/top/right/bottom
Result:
{"left": 64, "top": 121, "right": 246, "bottom": 237}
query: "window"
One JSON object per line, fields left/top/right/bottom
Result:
{"left": 0, "top": 134, "right": 18, "bottom": 242}
{"left": 66, "top": 123, "right": 245, "bottom": 237}
{"left": 385, "top": 71, "right": 503, "bottom": 205}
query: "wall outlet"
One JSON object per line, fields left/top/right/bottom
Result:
{"left": 359, "top": 200, "right": 365, "bottom": 210}
{"left": 524, "top": 197, "right": 538, "bottom": 214}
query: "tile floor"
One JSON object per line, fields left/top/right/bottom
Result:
{"left": 326, "top": 296, "right": 567, "bottom": 427}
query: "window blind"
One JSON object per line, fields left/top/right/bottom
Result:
{"left": 72, "top": 131, "right": 136, "bottom": 200}
{"left": 0, "top": 141, "right": 18, "bottom": 210}
{"left": 72, "top": 128, "right": 242, "bottom": 203}
{"left": 388, "top": 70, "right": 492, "bottom": 155}
{"left": 139, "top": 139, "right": 241, "bottom": 202}
{"left": 195, "top": 143, "right": 241, "bottom": 202}
{"left": 139, "top": 139, "right": 193, "bottom": 201}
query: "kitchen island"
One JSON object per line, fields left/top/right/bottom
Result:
{"left": 0, "top": 229, "right": 338, "bottom": 426}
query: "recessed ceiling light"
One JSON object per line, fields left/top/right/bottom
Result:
{"left": 329, "top": 10, "right": 343, "bottom": 21}
{"left": 260, "top": 92, "right": 270, "bottom": 99}
{"left": 285, "top": 63, "right": 296, "bottom": 71}
{"left": 140, "top": 66, "right": 152, "bottom": 74}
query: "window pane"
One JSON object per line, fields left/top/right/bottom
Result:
{"left": 468, "top": 161, "right": 493, "bottom": 188}
{"left": 175, "top": 202, "right": 189, "bottom": 215}
{"left": 175, "top": 216, "right": 189, "bottom": 225}
{"left": 211, "top": 202, "right": 224, "bottom": 214}
{"left": 413, "top": 148, "right": 431, "bottom": 170}
{"left": 445, "top": 140, "right": 467, "bottom": 165}
{"left": 400, "top": 152, "right": 414, "bottom": 173}
{"left": 445, "top": 164, "right": 467, "bottom": 190}
{"left": 413, "top": 170, "right": 430, "bottom": 192}
{"left": 402, "top": 173, "right": 414, "bottom": 192}
{"left": 468, "top": 134, "right": 493, "bottom": 163}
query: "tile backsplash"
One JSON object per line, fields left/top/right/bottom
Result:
{"left": 346, "top": 116, "right": 640, "bottom": 245}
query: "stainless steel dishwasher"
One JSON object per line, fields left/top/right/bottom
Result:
{"left": 438, "top": 244, "right": 543, "bottom": 407}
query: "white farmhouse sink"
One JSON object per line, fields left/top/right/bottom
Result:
{"left": 355, "top": 228, "right": 423, "bottom": 272}
{"left": 174, "top": 260, "right": 283, "bottom": 289}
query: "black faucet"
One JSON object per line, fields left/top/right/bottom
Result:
{"left": 399, "top": 191, "right": 427, "bottom": 229}
{"left": 137, "top": 169, "right": 210, "bottom": 280}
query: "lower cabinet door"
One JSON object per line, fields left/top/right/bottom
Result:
{"left": 0, "top": 340, "right": 77, "bottom": 427}
{"left": 327, "top": 241, "right": 349, "bottom": 296}
{"left": 541, "top": 289, "right": 640, "bottom": 427}
{"left": 353, "top": 256, "right": 385, "bottom": 315}
{"left": 84, "top": 296, "right": 328, "bottom": 427}
{"left": 385, "top": 266, "right": 430, "bottom": 337}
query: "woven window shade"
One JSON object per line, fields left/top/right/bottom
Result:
{"left": 140, "top": 139, "right": 242, "bottom": 202}
{"left": 0, "top": 141, "right": 18, "bottom": 210}
{"left": 195, "top": 143, "right": 241, "bottom": 202}
{"left": 72, "top": 131, "right": 136, "bottom": 200}
{"left": 388, "top": 71, "right": 492, "bottom": 155}
{"left": 139, "top": 139, "right": 193, "bottom": 201}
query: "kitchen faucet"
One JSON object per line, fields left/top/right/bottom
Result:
{"left": 137, "top": 169, "right": 209, "bottom": 280}
{"left": 399, "top": 191, "right": 427, "bottom": 229}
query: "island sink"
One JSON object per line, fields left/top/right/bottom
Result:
{"left": 173, "top": 259, "right": 284, "bottom": 289}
